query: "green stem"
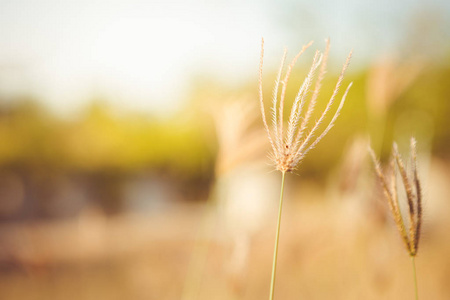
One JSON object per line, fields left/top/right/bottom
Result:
{"left": 269, "top": 171, "right": 286, "bottom": 300}
{"left": 411, "top": 256, "right": 419, "bottom": 300}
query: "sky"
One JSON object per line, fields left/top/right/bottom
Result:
{"left": 0, "top": 0, "right": 449, "bottom": 116}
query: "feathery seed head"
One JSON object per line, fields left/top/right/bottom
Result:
{"left": 369, "top": 137, "right": 423, "bottom": 256}
{"left": 259, "top": 38, "right": 352, "bottom": 173}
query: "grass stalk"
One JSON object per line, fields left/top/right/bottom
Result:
{"left": 259, "top": 40, "right": 351, "bottom": 299}
{"left": 269, "top": 171, "right": 286, "bottom": 300}
{"left": 411, "top": 256, "right": 419, "bottom": 300}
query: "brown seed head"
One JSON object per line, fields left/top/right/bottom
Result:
{"left": 369, "top": 137, "right": 423, "bottom": 256}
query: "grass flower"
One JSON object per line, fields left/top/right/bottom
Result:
{"left": 369, "top": 137, "right": 423, "bottom": 300}
{"left": 258, "top": 38, "right": 352, "bottom": 300}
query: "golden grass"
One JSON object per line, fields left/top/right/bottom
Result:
{"left": 369, "top": 137, "right": 423, "bottom": 299}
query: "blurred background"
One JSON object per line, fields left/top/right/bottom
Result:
{"left": 0, "top": 0, "right": 450, "bottom": 299}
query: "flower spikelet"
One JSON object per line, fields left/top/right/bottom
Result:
{"left": 258, "top": 38, "right": 353, "bottom": 173}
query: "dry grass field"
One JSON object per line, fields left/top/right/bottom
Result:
{"left": 1, "top": 163, "right": 449, "bottom": 300}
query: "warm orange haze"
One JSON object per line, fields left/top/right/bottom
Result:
{"left": 1, "top": 0, "right": 450, "bottom": 299}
